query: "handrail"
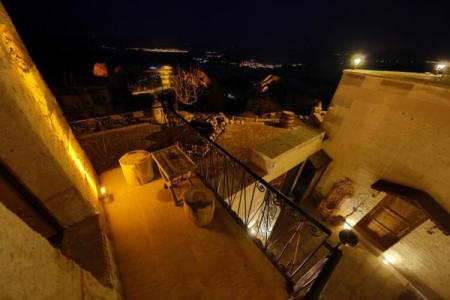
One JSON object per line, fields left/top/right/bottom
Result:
{"left": 172, "top": 111, "right": 332, "bottom": 236}
{"left": 168, "top": 111, "right": 338, "bottom": 297}
{"left": 302, "top": 247, "right": 342, "bottom": 300}
{"left": 73, "top": 109, "right": 339, "bottom": 297}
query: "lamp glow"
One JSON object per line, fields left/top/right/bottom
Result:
{"left": 383, "top": 254, "right": 397, "bottom": 265}
{"left": 343, "top": 222, "right": 352, "bottom": 229}
{"left": 351, "top": 55, "right": 364, "bottom": 69}
{"left": 344, "top": 218, "right": 356, "bottom": 228}
{"left": 100, "top": 186, "right": 106, "bottom": 195}
{"left": 436, "top": 63, "right": 447, "bottom": 72}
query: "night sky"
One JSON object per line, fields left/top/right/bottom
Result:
{"left": 3, "top": 0, "right": 450, "bottom": 58}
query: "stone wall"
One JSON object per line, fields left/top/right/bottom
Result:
{"left": 61, "top": 213, "right": 122, "bottom": 292}
{"left": 0, "top": 4, "right": 99, "bottom": 226}
{"left": 77, "top": 123, "right": 162, "bottom": 173}
{"left": 317, "top": 70, "right": 450, "bottom": 299}
{"left": 0, "top": 202, "right": 120, "bottom": 299}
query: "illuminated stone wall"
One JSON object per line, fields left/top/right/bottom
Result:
{"left": 317, "top": 70, "right": 450, "bottom": 299}
{"left": 0, "top": 202, "right": 119, "bottom": 299}
{"left": 158, "top": 65, "right": 172, "bottom": 89}
{"left": 77, "top": 123, "right": 162, "bottom": 173}
{"left": 0, "top": 4, "right": 99, "bottom": 226}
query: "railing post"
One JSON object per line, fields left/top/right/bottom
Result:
{"left": 301, "top": 248, "right": 342, "bottom": 300}
{"left": 170, "top": 110, "right": 335, "bottom": 299}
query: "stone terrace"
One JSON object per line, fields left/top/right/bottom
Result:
{"left": 100, "top": 167, "right": 288, "bottom": 300}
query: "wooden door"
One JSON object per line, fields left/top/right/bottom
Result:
{"left": 355, "top": 194, "right": 427, "bottom": 250}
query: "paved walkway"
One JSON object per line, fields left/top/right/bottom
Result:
{"left": 100, "top": 168, "right": 288, "bottom": 300}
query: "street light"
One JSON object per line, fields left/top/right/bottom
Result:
{"left": 351, "top": 54, "right": 364, "bottom": 69}
{"left": 436, "top": 63, "right": 447, "bottom": 74}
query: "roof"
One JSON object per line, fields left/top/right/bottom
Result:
{"left": 344, "top": 69, "right": 450, "bottom": 88}
{"left": 217, "top": 122, "right": 290, "bottom": 168}
{"left": 255, "top": 124, "right": 321, "bottom": 159}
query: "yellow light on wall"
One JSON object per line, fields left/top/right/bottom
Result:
{"left": 1, "top": 7, "right": 99, "bottom": 212}
{"left": 383, "top": 254, "right": 396, "bottom": 265}
{"left": 382, "top": 252, "right": 401, "bottom": 265}
{"left": 22, "top": 67, "right": 99, "bottom": 202}
{"left": 344, "top": 218, "right": 356, "bottom": 229}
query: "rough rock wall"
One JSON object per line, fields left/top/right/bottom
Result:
{"left": 0, "top": 4, "right": 99, "bottom": 226}
{"left": 0, "top": 202, "right": 120, "bottom": 299}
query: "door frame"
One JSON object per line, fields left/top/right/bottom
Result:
{"left": 355, "top": 193, "right": 428, "bottom": 251}
{"left": 296, "top": 149, "right": 332, "bottom": 204}
{"left": 371, "top": 180, "right": 450, "bottom": 235}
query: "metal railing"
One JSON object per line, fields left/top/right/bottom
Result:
{"left": 169, "top": 113, "right": 340, "bottom": 298}
{"left": 72, "top": 111, "right": 341, "bottom": 298}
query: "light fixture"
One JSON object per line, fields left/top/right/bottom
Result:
{"left": 343, "top": 222, "right": 352, "bottom": 230}
{"left": 351, "top": 54, "right": 364, "bottom": 69}
{"left": 436, "top": 63, "right": 447, "bottom": 74}
{"left": 99, "top": 186, "right": 110, "bottom": 201}
{"left": 336, "top": 229, "right": 359, "bottom": 249}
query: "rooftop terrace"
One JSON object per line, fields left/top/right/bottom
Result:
{"left": 345, "top": 69, "right": 450, "bottom": 87}
{"left": 101, "top": 168, "right": 288, "bottom": 300}
{"left": 72, "top": 111, "right": 425, "bottom": 299}
{"left": 72, "top": 116, "right": 338, "bottom": 299}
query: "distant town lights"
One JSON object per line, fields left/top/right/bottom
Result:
{"left": 127, "top": 47, "right": 188, "bottom": 54}
{"left": 239, "top": 60, "right": 282, "bottom": 69}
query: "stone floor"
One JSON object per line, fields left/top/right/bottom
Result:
{"left": 99, "top": 165, "right": 423, "bottom": 300}
{"left": 320, "top": 231, "right": 413, "bottom": 300}
{"left": 100, "top": 167, "right": 288, "bottom": 300}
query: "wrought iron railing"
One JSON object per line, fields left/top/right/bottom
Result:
{"left": 72, "top": 111, "right": 341, "bottom": 298}
{"left": 169, "top": 113, "right": 340, "bottom": 298}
